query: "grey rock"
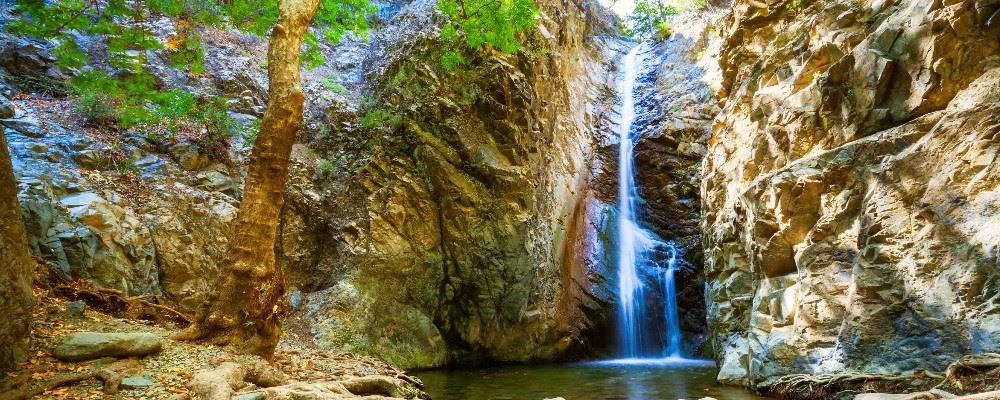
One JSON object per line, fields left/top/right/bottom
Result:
{"left": 0, "top": 95, "right": 14, "bottom": 119}
{"left": 27, "top": 143, "right": 48, "bottom": 153}
{"left": 121, "top": 375, "right": 156, "bottom": 389}
{"left": 73, "top": 149, "right": 105, "bottom": 169}
{"left": 288, "top": 290, "right": 303, "bottom": 311}
{"left": 232, "top": 392, "right": 265, "bottom": 400}
{"left": 0, "top": 38, "right": 68, "bottom": 82}
{"left": 64, "top": 300, "right": 86, "bottom": 317}
{"left": 53, "top": 332, "right": 162, "bottom": 361}
{"left": 1, "top": 115, "right": 45, "bottom": 138}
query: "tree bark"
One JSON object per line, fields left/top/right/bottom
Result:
{"left": 0, "top": 126, "right": 35, "bottom": 372}
{"left": 173, "top": 0, "right": 321, "bottom": 357}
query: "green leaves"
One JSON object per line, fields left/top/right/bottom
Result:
{"left": 437, "top": 0, "right": 540, "bottom": 68}
{"left": 627, "top": 0, "right": 677, "bottom": 38}
{"left": 9, "top": 0, "right": 381, "bottom": 144}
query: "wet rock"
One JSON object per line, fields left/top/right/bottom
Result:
{"left": 1, "top": 115, "right": 45, "bottom": 138}
{"left": 53, "top": 332, "right": 162, "bottom": 361}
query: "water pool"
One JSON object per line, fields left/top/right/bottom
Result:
{"left": 416, "top": 358, "right": 767, "bottom": 400}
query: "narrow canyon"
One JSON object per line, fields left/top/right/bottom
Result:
{"left": 0, "top": 0, "right": 998, "bottom": 398}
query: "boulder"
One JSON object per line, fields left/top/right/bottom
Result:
{"left": 53, "top": 332, "right": 162, "bottom": 361}
{"left": 0, "top": 95, "right": 14, "bottom": 119}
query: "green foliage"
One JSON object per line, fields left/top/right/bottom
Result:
{"left": 627, "top": 0, "right": 677, "bottom": 38}
{"left": 10, "top": 0, "right": 375, "bottom": 149}
{"left": 316, "top": 159, "right": 336, "bottom": 178}
{"left": 437, "top": 0, "right": 539, "bottom": 68}
{"left": 76, "top": 92, "right": 121, "bottom": 128}
{"left": 322, "top": 77, "right": 349, "bottom": 95}
{"left": 241, "top": 118, "right": 262, "bottom": 148}
{"left": 654, "top": 20, "right": 673, "bottom": 41}
{"left": 69, "top": 70, "right": 234, "bottom": 137}
{"left": 361, "top": 108, "right": 401, "bottom": 130}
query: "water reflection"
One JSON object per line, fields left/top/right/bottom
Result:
{"left": 417, "top": 361, "right": 768, "bottom": 400}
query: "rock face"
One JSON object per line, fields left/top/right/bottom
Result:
{"left": 703, "top": 0, "right": 1000, "bottom": 386}
{"left": 281, "top": 0, "right": 623, "bottom": 367}
{"left": 1, "top": 0, "right": 628, "bottom": 369}
{"left": 627, "top": 10, "right": 725, "bottom": 355}
{"left": 53, "top": 332, "right": 162, "bottom": 361}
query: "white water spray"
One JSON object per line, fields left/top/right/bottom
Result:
{"left": 615, "top": 45, "right": 684, "bottom": 360}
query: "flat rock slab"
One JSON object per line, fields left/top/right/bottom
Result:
{"left": 121, "top": 375, "right": 156, "bottom": 389}
{"left": 54, "top": 332, "right": 162, "bottom": 362}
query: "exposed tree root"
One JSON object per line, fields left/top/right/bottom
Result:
{"left": 50, "top": 279, "right": 189, "bottom": 327}
{"left": 0, "top": 359, "right": 139, "bottom": 400}
{"left": 762, "top": 372, "right": 912, "bottom": 399}
{"left": 947, "top": 354, "right": 1000, "bottom": 383}
{"left": 187, "top": 360, "right": 423, "bottom": 400}
{"left": 188, "top": 361, "right": 290, "bottom": 400}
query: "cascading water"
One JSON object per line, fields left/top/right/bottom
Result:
{"left": 615, "top": 45, "right": 684, "bottom": 360}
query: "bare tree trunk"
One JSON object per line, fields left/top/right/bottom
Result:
{"left": 0, "top": 126, "right": 35, "bottom": 372}
{"left": 173, "top": 0, "right": 321, "bottom": 358}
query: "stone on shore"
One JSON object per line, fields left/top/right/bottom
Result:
{"left": 53, "top": 332, "right": 162, "bottom": 362}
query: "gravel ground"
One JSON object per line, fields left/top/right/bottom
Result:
{"left": 1, "top": 287, "right": 421, "bottom": 399}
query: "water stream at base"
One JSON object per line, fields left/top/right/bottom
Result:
{"left": 616, "top": 44, "right": 684, "bottom": 361}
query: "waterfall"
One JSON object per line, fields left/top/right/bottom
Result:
{"left": 615, "top": 45, "right": 684, "bottom": 360}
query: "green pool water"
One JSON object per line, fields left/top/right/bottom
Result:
{"left": 415, "top": 358, "right": 768, "bottom": 400}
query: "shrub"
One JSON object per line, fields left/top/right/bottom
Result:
{"left": 360, "top": 108, "right": 401, "bottom": 130}
{"left": 76, "top": 92, "right": 121, "bottom": 128}
{"left": 655, "top": 20, "right": 673, "bottom": 41}
{"left": 316, "top": 159, "right": 335, "bottom": 178}
{"left": 322, "top": 77, "right": 349, "bottom": 95}
{"left": 627, "top": 0, "right": 677, "bottom": 37}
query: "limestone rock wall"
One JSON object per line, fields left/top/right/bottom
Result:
{"left": 1, "top": 0, "right": 624, "bottom": 369}
{"left": 279, "top": 0, "right": 624, "bottom": 368}
{"left": 703, "top": 0, "right": 1000, "bottom": 385}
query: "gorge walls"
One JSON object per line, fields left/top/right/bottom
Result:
{"left": 0, "top": 0, "right": 631, "bottom": 369}
{"left": 279, "top": 0, "right": 624, "bottom": 368}
{"left": 703, "top": 0, "right": 1000, "bottom": 386}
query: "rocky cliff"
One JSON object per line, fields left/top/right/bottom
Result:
{"left": 0, "top": 0, "right": 626, "bottom": 369}
{"left": 627, "top": 10, "right": 725, "bottom": 355}
{"left": 280, "top": 0, "right": 623, "bottom": 368}
{"left": 703, "top": 0, "right": 1000, "bottom": 386}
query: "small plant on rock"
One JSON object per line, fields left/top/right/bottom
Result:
{"left": 655, "top": 20, "right": 673, "bottom": 40}
{"left": 76, "top": 92, "right": 121, "bottom": 128}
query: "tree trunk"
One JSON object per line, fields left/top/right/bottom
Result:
{"left": 173, "top": 0, "right": 321, "bottom": 358}
{"left": 0, "top": 126, "right": 35, "bottom": 372}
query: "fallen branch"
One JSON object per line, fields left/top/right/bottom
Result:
{"left": 52, "top": 280, "right": 189, "bottom": 326}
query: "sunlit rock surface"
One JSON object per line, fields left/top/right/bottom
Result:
{"left": 278, "top": 0, "right": 625, "bottom": 368}
{"left": 703, "top": 0, "right": 1000, "bottom": 386}
{"left": 0, "top": 0, "right": 629, "bottom": 368}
